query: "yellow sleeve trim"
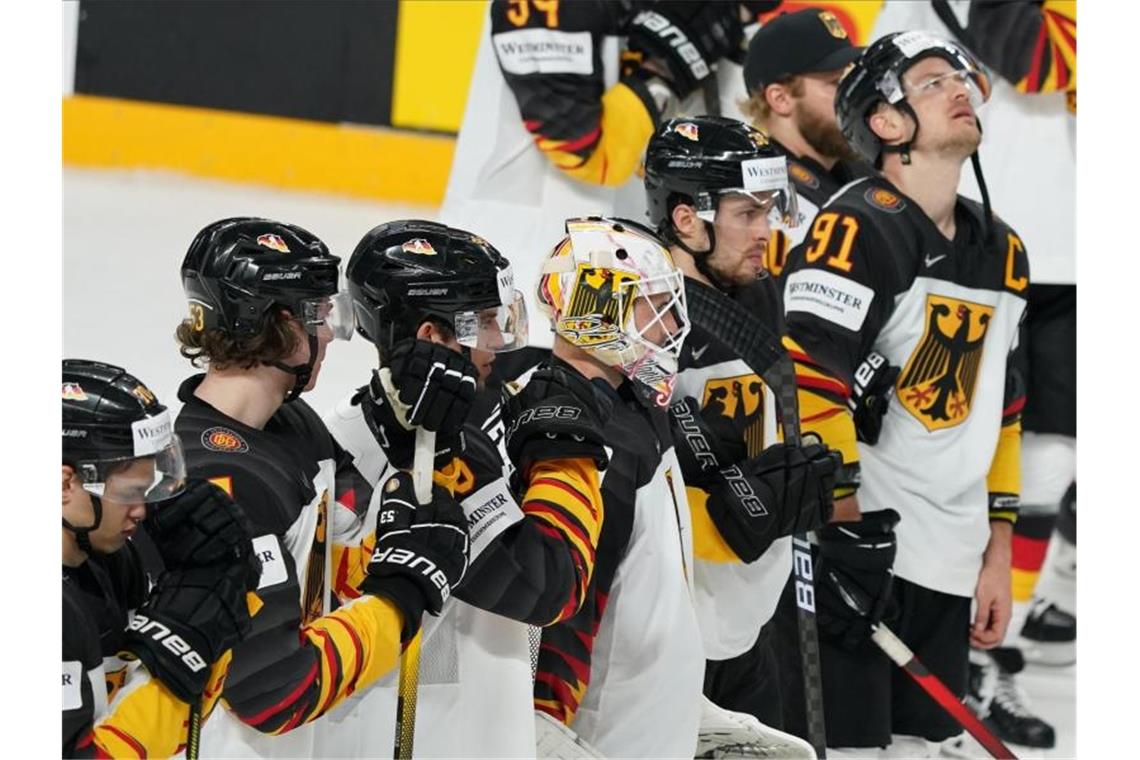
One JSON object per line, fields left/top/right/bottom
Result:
{"left": 986, "top": 420, "right": 1021, "bottom": 497}
{"left": 688, "top": 486, "right": 743, "bottom": 564}
{"left": 92, "top": 672, "right": 196, "bottom": 758}
{"left": 798, "top": 390, "right": 859, "bottom": 468}
{"left": 544, "top": 82, "right": 654, "bottom": 187}
{"left": 300, "top": 595, "right": 404, "bottom": 720}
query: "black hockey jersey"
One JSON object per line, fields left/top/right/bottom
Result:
{"left": 174, "top": 375, "right": 404, "bottom": 756}
{"left": 782, "top": 176, "right": 1027, "bottom": 596}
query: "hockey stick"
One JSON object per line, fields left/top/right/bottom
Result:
{"left": 186, "top": 702, "right": 202, "bottom": 759}
{"left": 825, "top": 569, "right": 1018, "bottom": 760}
{"left": 393, "top": 428, "right": 435, "bottom": 760}
{"left": 683, "top": 277, "right": 828, "bottom": 758}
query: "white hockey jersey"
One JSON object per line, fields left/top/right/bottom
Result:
{"left": 534, "top": 379, "right": 704, "bottom": 759}
{"left": 672, "top": 337, "right": 791, "bottom": 661}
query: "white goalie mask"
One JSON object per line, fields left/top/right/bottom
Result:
{"left": 536, "top": 217, "right": 691, "bottom": 406}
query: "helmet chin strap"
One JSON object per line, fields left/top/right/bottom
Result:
{"left": 879, "top": 101, "right": 920, "bottom": 166}
{"left": 882, "top": 104, "right": 994, "bottom": 243}
{"left": 271, "top": 332, "right": 319, "bottom": 403}
{"left": 665, "top": 220, "right": 739, "bottom": 294}
{"left": 62, "top": 495, "right": 103, "bottom": 555}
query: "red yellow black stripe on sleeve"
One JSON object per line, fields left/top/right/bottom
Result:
{"left": 529, "top": 82, "right": 654, "bottom": 187}
{"left": 1019, "top": 2, "right": 1076, "bottom": 94}
{"left": 534, "top": 589, "right": 608, "bottom": 725}
{"left": 226, "top": 595, "right": 403, "bottom": 734}
{"left": 522, "top": 458, "right": 603, "bottom": 623}
{"left": 783, "top": 336, "right": 860, "bottom": 470}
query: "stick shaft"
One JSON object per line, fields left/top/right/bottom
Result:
{"left": 871, "top": 628, "right": 1017, "bottom": 759}
{"left": 393, "top": 428, "right": 435, "bottom": 759}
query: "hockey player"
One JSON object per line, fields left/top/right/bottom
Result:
{"left": 869, "top": 2, "right": 1077, "bottom": 750}
{"left": 319, "top": 219, "right": 608, "bottom": 757}
{"left": 777, "top": 33, "right": 1028, "bottom": 757}
{"left": 173, "top": 217, "right": 471, "bottom": 758}
{"left": 530, "top": 216, "right": 710, "bottom": 758}
{"left": 740, "top": 7, "right": 870, "bottom": 279}
{"left": 62, "top": 358, "right": 259, "bottom": 757}
{"left": 444, "top": 0, "right": 776, "bottom": 371}
{"left": 643, "top": 114, "right": 838, "bottom": 731}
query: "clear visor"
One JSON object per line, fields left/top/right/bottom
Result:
{"left": 300, "top": 291, "right": 354, "bottom": 341}
{"left": 79, "top": 436, "right": 187, "bottom": 505}
{"left": 698, "top": 187, "right": 801, "bottom": 231}
{"left": 453, "top": 290, "right": 529, "bottom": 353}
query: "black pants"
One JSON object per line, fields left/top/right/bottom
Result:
{"left": 775, "top": 571, "right": 970, "bottom": 747}
{"left": 704, "top": 620, "right": 784, "bottom": 729}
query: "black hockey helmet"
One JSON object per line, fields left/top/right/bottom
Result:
{"left": 180, "top": 217, "right": 354, "bottom": 401}
{"left": 645, "top": 115, "right": 798, "bottom": 231}
{"left": 835, "top": 31, "right": 991, "bottom": 166}
{"left": 63, "top": 359, "right": 186, "bottom": 549}
{"left": 347, "top": 219, "right": 527, "bottom": 359}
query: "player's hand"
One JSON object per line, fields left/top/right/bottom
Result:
{"left": 625, "top": 2, "right": 743, "bottom": 98}
{"left": 848, "top": 351, "right": 900, "bottom": 445}
{"left": 121, "top": 566, "right": 252, "bottom": 703}
{"left": 146, "top": 479, "right": 262, "bottom": 590}
{"left": 386, "top": 338, "right": 479, "bottom": 432}
{"left": 971, "top": 541, "right": 1013, "bottom": 648}
{"left": 814, "top": 509, "right": 900, "bottom": 651}
{"left": 357, "top": 369, "right": 463, "bottom": 471}
{"left": 360, "top": 472, "right": 470, "bottom": 641}
{"left": 747, "top": 441, "right": 839, "bottom": 533}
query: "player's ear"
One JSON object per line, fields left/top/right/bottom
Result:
{"left": 764, "top": 82, "right": 795, "bottom": 118}
{"left": 671, "top": 203, "right": 701, "bottom": 240}
{"left": 869, "top": 102, "right": 907, "bottom": 146}
{"left": 62, "top": 464, "right": 76, "bottom": 504}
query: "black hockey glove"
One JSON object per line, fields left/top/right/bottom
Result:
{"left": 356, "top": 370, "right": 463, "bottom": 471}
{"left": 700, "top": 441, "right": 838, "bottom": 562}
{"left": 668, "top": 396, "right": 746, "bottom": 486}
{"left": 814, "top": 508, "right": 901, "bottom": 652}
{"left": 122, "top": 566, "right": 252, "bottom": 703}
{"left": 625, "top": 1, "right": 744, "bottom": 98}
{"left": 360, "top": 471, "right": 470, "bottom": 642}
{"left": 146, "top": 479, "right": 261, "bottom": 590}
{"left": 504, "top": 365, "right": 610, "bottom": 476}
{"left": 848, "top": 351, "right": 899, "bottom": 445}
{"left": 746, "top": 441, "right": 838, "bottom": 532}
{"left": 388, "top": 338, "right": 479, "bottom": 432}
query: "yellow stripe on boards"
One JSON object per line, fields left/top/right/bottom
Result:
{"left": 63, "top": 95, "right": 455, "bottom": 205}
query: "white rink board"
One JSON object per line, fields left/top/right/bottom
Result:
{"left": 64, "top": 168, "right": 437, "bottom": 417}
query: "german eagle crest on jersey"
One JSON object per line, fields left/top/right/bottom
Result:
{"left": 897, "top": 295, "right": 993, "bottom": 431}
{"left": 702, "top": 374, "right": 766, "bottom": 457}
